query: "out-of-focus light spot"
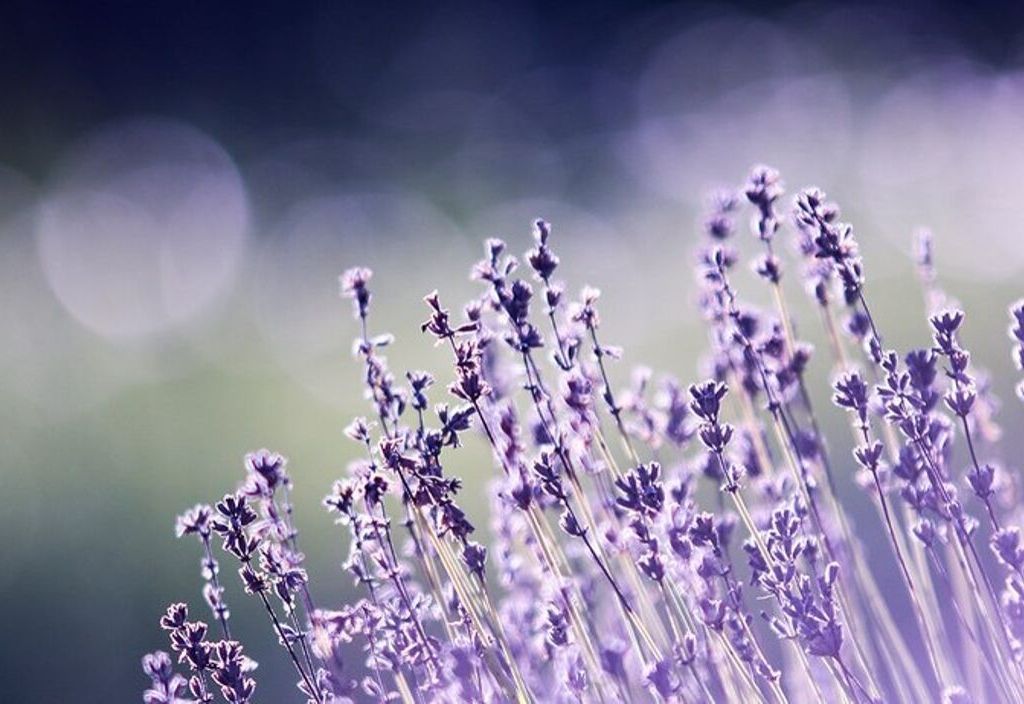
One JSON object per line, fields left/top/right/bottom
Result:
{"left": 621, "top": 75, "right": 853, "bottom": 203}
{"left": 36, "top": 119, "right": 249, "bottom": 340}
{"left": 858, "top": 65, "right": 1024, "bottom": 277}
{"left": 0, "top": 169, "right": 155, "bottom": 417}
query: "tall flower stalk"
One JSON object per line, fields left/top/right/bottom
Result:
{"left": 145, "top": 165, "right": 1024, "bottom": 704}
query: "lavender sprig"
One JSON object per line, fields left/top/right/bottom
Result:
{"left": 146, "top": 165, "right": 1024, "bottom": 704}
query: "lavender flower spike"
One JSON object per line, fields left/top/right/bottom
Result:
{"left": 144, "top": 166, "right": 1024, "bottom": 704}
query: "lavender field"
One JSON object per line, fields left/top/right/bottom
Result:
{"left": 143, "top": 171, "right": 1024, "bottom": 703}
{"left": 6, "top": 2, "right": 1024, "bottom": 702}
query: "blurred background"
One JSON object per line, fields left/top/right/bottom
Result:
{"left": 6, "top": 0, "right": 1024, "bottom": 700}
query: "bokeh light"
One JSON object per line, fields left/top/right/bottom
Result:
{"left": 36, "top": 118, "right": 249, "bottom": 340}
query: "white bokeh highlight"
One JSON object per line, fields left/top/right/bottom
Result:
{"left": 36, "top": 119, "right": 249, "bottom": 340}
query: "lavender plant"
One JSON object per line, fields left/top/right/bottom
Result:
{"left": 144, "top": 166, "right": 1024, "bottom": 703}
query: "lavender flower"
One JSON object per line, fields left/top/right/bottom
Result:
{"left": 745, "top": 164, "right": 783, "bottom": 242}
{"left": 1009, "top": 300, "right": 1024, "bottom": 401}
{"left": 340, "top": 266, "right": 373, "bottom": 321}
{"left": 146, "top": 165, "right": 1024, "bottom": 704}
{"left": 142, "top": 651, "right": 192, "bottom": 704}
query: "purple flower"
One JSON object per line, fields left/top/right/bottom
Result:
{"left": 745, "top": 164, "right": 783, "bottom": 242}
{"left": 526, "top": 218, "right": 559, "bottom": 282}
{"left": 421, "top": 290, "right": 478, "bottom": 342}
{"left": 1009, "top": 301, "right": 1024, "bottom": 362}
{"left": 244, "top": 448, "right": 288, "bottom": 494}
{"left": 698, "top": 421, "right": 734, "bottom": 454}
{"left": 210, "top": 641, "right": 257, "bottom": 703}
{"left": 406, "top": 370, "right": 434, "bottom": 411}
{"left": 688, "top": 380, "right": 728, "bottom": 422}
{"left": 967, "top": 463, "right": 996, "bottom": 500}
{"left": 558, "top": 509, "right": 586, "bottom": 537}
{"left": 545, "top": 603, "right": 570, "bottom": 648}
{"left": 754, "top": 253, "right": 782, "bottom": 283}
{"left": 853, "top": 441, "right": 884, "bottom": 472}
{"left": 944, "top": 387, "right": 976, "bottom": 418}
{"left": 160, "top": 603, "right": 190, "bottom": 632}
{"left": 176, "top": 504, "right": 213, "bottom": 539}
{"left": 992, "top": 528, "right": 1024, "bottom": 572}
{"left": 340, "top": 266, "right": 373, "bottom": 320}
{"left": 644, "top": 659, "right": 679, "bottom": 698}
{"left": 930, "top": 308, "right": 965, "bottom": 348}
{"left": 833, "top": 371, "right": 870, "bottom": 427}
{"left": 703, "top": 189, "right": 739, "bottom": 240}
{"left": 142, "top": 651, "right": 191, "bottom": 704}
{"left": 146, "top": 169, "right": 1024, "bottom": 704}
{"left": 461, "top": 541, "right": 487, "bottom": 580}
{"left": 614, "top": 462, "right": 665, "bottom": 518}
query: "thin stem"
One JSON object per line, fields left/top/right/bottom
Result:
{"left": 256, "top": 587, "right": 320, "bottom": 702}
{"left": 586, "top": 325, "right": 641, "bottom": 465}
{"left": 862, "top": 429, "right": 945, "bottom": 691}
{"left": 200, "top": 533, "right": 232, "bottom": 639}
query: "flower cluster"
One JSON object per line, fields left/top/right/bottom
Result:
{"left": 146, "top": 165, "right": 1024, "bottom": 704}
{"left": 144, "top": 603, "right": 256, "bottom": 704}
